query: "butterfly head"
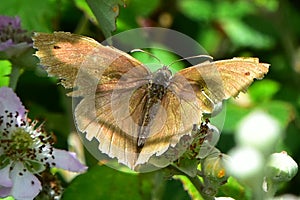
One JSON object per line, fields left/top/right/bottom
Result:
{"left": 152, "top": 66, "right": 172, "bottom": 87}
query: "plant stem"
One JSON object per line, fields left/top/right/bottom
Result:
{"left": 264, "top": 178, "right": 278, "bottom": 199}
{"left": 9, "top": 65, "right": 21, "bottom": 90}
{"left": 168, "top": 165, "right": 214, "bottom": 200}
{"left": 187, "top": 175, "right": 214, "bottom": 200}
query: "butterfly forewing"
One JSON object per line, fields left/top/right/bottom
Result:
{"left": 33, "top": 32, "right": 100, "bottom": 89}
{"left": 173, "top": 57, "right": 269, "bottom": 112}
{"left": 33, "top": 32, "right": 149, "bottom": 93}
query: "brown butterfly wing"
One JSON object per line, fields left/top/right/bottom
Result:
{"left": 135, "top": 87, "right": 201, "bottom": 167}
{"left": 135, "top": 57, "right": 269, "bottom": 168}
{"left": 33, "top": 32, "right": 149, "bottom": 94}
{"left": 113, "top": 57, "right": 269, "bottom": 169}
{"left": 121, "top": 71, "right": 202, "bottom": 167}
{"left": 75, "top": 86, "right": 143, "bottom": 168}
{"left": 171, "top": 57, "right": 270, "bottom": 114}
{"left": 108, "top": 72, "right": 198, "bottom": 168}
{"left": 33, "top": 32, "right": 152, "bottom": 168}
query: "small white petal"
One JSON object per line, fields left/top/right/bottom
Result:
{"left": 0, "top": 87, "right": 26, "bottom": 118}
{"left": 49, "top": 149, "right": 87, "bottom": 172}
{"left": 10, "top": 162, "right": 42, "bottom": 200}
{"left": 267, "top": 152, "right": 298, "bottom": 182}
{"left": 0, "top": 164, "right": 13, "bottom": 187}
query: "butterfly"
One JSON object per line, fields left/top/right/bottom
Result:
{"left": 33, "top": 32, "right": 269, "bottom": 171}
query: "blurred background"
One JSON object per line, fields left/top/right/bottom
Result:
{"left": 0, "top": 0, "right": 299, "bottom": 199}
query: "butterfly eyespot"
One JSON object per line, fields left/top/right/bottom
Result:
{"left": 53, "top": 45, "right": 61, "bottom": 49}
{"left": 244, "top": 72, "right": 250, "bottom": 76}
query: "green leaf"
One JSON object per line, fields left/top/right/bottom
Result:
{"left": 263, "top": 101, "right": 294, "bottom": 128}
{"left": 173, "top": 175, "right": 203, "bottom": 200}
{"left": 197, "top": 28, "right": 222, "bottom": 55}
{"left": 254, "top": 0, "right": 279, "bottom": 11}
{"left": 0, "top": 0, "right": 56, "bottom": 31}
{"left": 215, "top": 1, "right": 255, "bottom": 19}
{"left": 178, "top": 0, "right": 212, "bottom": 21}
{"left": 221, "top": 19, "right": 275, "bottom": 49}
{"left": 62, "top": 165, "right": 150, "bottom": 200}
{"left": 162, "top": 176, "right": 191, "bottom": 200}
{"left": 248, "top": 80, "right": 280, "bottom": 103}
{"left": 0, "top": 60, "right": 11, "bottom": 87}
{"left": 179, "top": 0, "right": 254, "bottom": 22}
{"left": 74, "top": 0, "right": 97, "bottom": 24}
{"left": 86, "top": 0, "right": 125, "bottom": 38}
{"left": 131, "top": 49, "right": 185, "bottom": 74}
{"left": 223, "top": 99, "right": 293, "bottom": 134}
{"left": 222, "top": 102, "right": 251, "bottom": 133}
{"left": 125, "top": 0, "right": 160, "bottom": 17}
{"left": 0, "top": 196, "right": 14, "bottom": 200}
{"left": 173, "top": 158, "right": 199, "bottom": 177}
{"left": 117, "top": 0, "right": 160, "bottom": 32}
{"left": 220, "top": 80, "right": 282, "bottom": 133}
{"left": 218, "top": 177, "right": 251, "bottom": 200}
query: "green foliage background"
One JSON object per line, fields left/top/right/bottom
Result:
{"left": 0, "top": 0, "right": 300, "bottom": 199}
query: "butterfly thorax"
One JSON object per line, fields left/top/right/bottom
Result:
{"left": 137, "top": 66, "right": 172, "bottom": 148}
{"left": 151, "top": 66, "right": 172, "bottom": 87}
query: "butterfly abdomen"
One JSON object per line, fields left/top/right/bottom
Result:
{"left": 137, "top": 81, "right": 168, "bottom": 148}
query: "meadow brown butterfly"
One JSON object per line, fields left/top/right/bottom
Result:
{"left": 33, "top": 32, "right": 269, "bottom": 170}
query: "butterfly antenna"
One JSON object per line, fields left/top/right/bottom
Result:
{"left": 130, "top": 49, "right": 162, "bottom": 64}
{"left": 168, "top": 54, "right": 213, "bottom": 68}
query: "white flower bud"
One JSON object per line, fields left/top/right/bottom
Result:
{"left": 236, "top": 110, "right": 281, "bottom": 154}
{"left": 266, "top": 151, "right": 298, "bottom": 182}
{"left": 227, "top": 146, "right": 264, "bottom": 180}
